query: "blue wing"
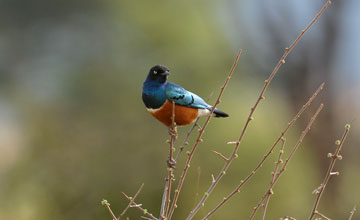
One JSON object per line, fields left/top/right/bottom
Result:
{"left": 165, "top": 82, "right": 210, "bottom": 109}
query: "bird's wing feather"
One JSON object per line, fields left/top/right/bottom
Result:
{"left": 165, "top": 82, "right": 210, "bottom": 109}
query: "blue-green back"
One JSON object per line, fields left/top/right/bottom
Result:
{"left": 165, "top": 82, "right": 210, "bottom": 109}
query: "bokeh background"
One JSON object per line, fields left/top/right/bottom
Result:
{"left": 0, "top": 0, "right": 359, "bottom": 219}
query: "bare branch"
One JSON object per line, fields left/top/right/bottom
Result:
{"left": 314, "top": 211, "right": 331, "bottom": 220}
{"left": 121, "top": 192, "right": 158, "bottom": 220}
{"left": 247, "top": 104, "right": 324, "bottom": 220}
{"left": 195, "top": 83, "right": 323, "bottom": 220}
{"left": 186, "top": 1, "right": 332, "bottom": 218}
{"left": 283, "top": 216, "right": 298, "bottom": 220}
{"left": 212, "top": 150, "right": 229, "bottom": 161}
{"left": 167, "top": 49, "right": 243, "bottom": 220}
{"left": 308, "top": 123, "right": 351, "bottom": 220}
{"left": 348, "top": 206, "right": 357, "bottom": 220}
{"left": 174, "top": 119, "right": 198, "bottom": 162}
{"left": 102, "top": 199, "right": 118, "bottom": 220}
{"left": 118, "top": 183, "right": 145, "bottom": 220}
{"left": 261, "top": 138, "right": 286, "bottom": 220}
{"left": 203, "top": 104, "right": 323, "bottom": 220}
{"left": 161, "top": 101, "right": 177, "bottom": 219}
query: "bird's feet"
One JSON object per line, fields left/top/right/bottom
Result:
{"left": 166, "top": 157, "right": 176, "bottom": 169}
{"left": 168, "top": 126, "right": 178, "bottom": 139}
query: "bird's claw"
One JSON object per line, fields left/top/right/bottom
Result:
{"left": 168, "top": 126, "right": 178, "bottom": 138}
{"left": 166, "top": 158, "right": 176, "bottom": 169}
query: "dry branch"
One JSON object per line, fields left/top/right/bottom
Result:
{"left": 186, "top": 0, "right": 332, "bottom": 218}
{"left": 122, "top": 192, "right": 158, "bottom": 220}
{"left": 314, "top": 211, "right": 331, "bottom": 220}
{"left": 283, "top": 216, "right": 298, "bottom": 220}
{"left": 167, "top": 49, "right": 243, "bottom": 220}
{"left": 194, "top": 83, "right": 323, "bottom": 220}
{"left": 108, "top": 1, "right": 339, "bottom": 220}
{"left": 308, "top": 123, "right": 351, "bottom": 220}
{"left": 174, "top": 119, "right": 199, "bottom": 162}
{"left": 161, "top": 101, "right": 177, "bottom": 218}
{"left": 118, "top": 183, "right": 145, "bottom": 220}
{"left": 205, "top": 104, "right": 323, "bottom": 220}
{"left": 348, "top": 206, "right": 356, "bottom": 220}
{"left": 261, "top": 137, "right": 286, "bottom": 220}
{"left": 248, "top": 105, "right": 324, "bottom": 220}
{"left": 102, "top": 199, "right": 118, "bottom": 220}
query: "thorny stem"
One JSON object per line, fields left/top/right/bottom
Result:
{"left": 193, "top": 83, "right": 323, "bottom": 220}
{"left": 261, "top": 138, "right": 286, "bottom": 220}
{"left": 118, "top": 183, "right": 145, "bottom": 220}
{"left": 348, "top": 206, "right": 356, "bottom": 220}
{"left": 122, "top": 192, "right": 159, "bottom": 220}
{"left": 247, "top": 104, "right": 324, "bottom": 220}
{"left": 167, "top": 49, "right": 242, "bottom": 220}
{"left": 161, "top": 101, "right": 177, "bottom": 218}
{"left": 187, "top": 0, "right": 331, "bottom": 218}
{"left": 308, "top": 124, "right": 351, "bottom": 220}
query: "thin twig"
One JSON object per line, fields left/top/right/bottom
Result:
{"left": 314, "top": 211, "right": 331, "bottom": 220}
{"left": 246, "top": 104, "right": 324, "bottom": 220}
{"left": 118, "top": 183, "right": 145, "bottom": 220}
{"left": 174, "top": 119, "right": 199, "bottom": 162}
{"left": 121, "top": 192, "right": 158, "bottom": 220}
{"left": 348, "top": 206, "right": 356, "bottom": 220}
{"left": 276, "top": 104, "right": 324, "bottom": 177}
{"left": 194, "top": 83, "right": 323, "bottom": 220}
{"left": 187, "top": 0, "right": 331, "bottom": 218}
{"left": 261, "top": 138, "right": 286, "bottom": 220}
{"left": 283, "top": 216, "right": 297, "bottom": 220}
{"left": 213, "top": 150, "right": 229, "bottom": 161}
{"left": 205, "top": 104, "right": 323, "bottom": 220}
{"left": 167, "top": 49, "right": 242, "bottom": 220}
{"left": 161, "top": 101, "right": 177, "bottom": 219}
{"left": 308, "top": 123, "right": 351, "bottom": 220}
{"left": 102, "top": 200, "right": 118, "bottom": 220}
{"left": 160, "top": 184, "right": 167, "bottom": 218}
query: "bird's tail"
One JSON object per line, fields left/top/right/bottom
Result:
{"left": 213, "top": 108, "right": 229, "bottom": 118}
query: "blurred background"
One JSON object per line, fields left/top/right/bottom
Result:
{"left": 0, "top": 0, "right": 359, "bottom": 219}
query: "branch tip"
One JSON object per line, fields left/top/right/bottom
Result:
{"left": 213, "top": 150, "right": 229, "bottom": 161}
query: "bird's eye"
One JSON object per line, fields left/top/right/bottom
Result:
{"left": 153, "top": 70, "right": 157, "bottom": 74}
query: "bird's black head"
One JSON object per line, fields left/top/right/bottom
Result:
{"left": 148, "top": 65, "right": 170, "bottom": 84}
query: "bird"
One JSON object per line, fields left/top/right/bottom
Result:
{"left": 142, "top": 65, "right": 229, "bottom": 129}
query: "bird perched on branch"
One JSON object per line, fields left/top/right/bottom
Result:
{"left": 142, "top": 65, "right": 229, "bottom": 129}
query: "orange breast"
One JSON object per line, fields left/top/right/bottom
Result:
{"left": 148, "top": 100, "right": 199, "bottom": 127}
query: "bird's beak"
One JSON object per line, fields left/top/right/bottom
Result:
{"left": 162, "top": 71, "right": 170, "bottom": 76}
